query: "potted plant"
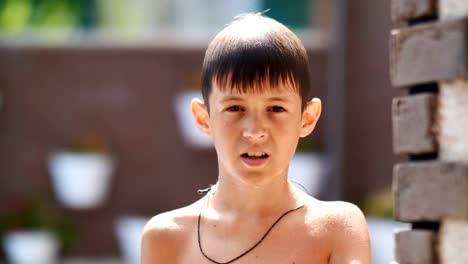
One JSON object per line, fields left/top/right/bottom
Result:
{"left": 48, "top": 132, "right": 116, "bottom": 209}
{"left": 113, "top": 215, "right": 150, "bottom": 264}
{"left": 0, "top": 195, "right": 75, "bottom": 264}
{"left": 288, "top": 136, "right": 326, "bottom": 196}
{"left": 174, "top": 71, "right": 213, "bottom": 149}
{"left": 174, "top": 90, "right": 214, "bottom": 149}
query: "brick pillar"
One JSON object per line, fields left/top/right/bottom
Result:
{"left": 390, "top": 0, "right": 468, "bottom": 263}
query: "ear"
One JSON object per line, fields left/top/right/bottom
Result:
{"left": 191, "top": 98, "right": 211, "bottom": 136}
{"left": 299, "top": 98, "right": 321, "bottom": 138}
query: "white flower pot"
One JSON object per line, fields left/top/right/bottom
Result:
{"left": 48, "top": 151, "right": 115, "bottom": 209}
{"left": 2, "top": 230, "right": 59, "bottom": 264}
{"left": 174, "top": 91, "right": 213, "bottom": 149}
{"left": 288, "top": 152, "right": 325, "bottom": 196}
{"left": 114, "top": 216, "right": 149, "bottom": 264}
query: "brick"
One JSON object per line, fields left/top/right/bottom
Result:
{"left": 438, "top": 78, "right": 468, "bottom": 163}
{"left": 392, "top": 93, "right": 437, "bottom": 155}
{"left": 390, "top": 17, "right": 468, "bottom": 87}
{"left": 440, "top": 0, "right": 468, "bottom": 20}
{"left": 393, "top": 161, "right": 468, "bottom": 222}
{"left": 439, "top": 219, "right": 468, "bottom": 264}
{"left": 391, "top": 0, "right": 437, "bottom": 22}
{"left": 395, "top": 229, "right": 437, "bottom": 264}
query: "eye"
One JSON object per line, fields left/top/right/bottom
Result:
{"left": 269, "top": 106, "right": 286, "bottom": 112}
{"left": 226, "top": 106, "right": 242, "bottom": 112}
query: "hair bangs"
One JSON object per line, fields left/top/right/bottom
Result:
{"left": 201, "top": 13, "right": 311, "bottom": 111}
{"left": 211, "top": 43, "right": 301, "bottom": 96}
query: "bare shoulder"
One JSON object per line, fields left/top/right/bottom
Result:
{"left": 304, "top": 198, "right": 367, "bottom": 228}
{"left": 304, "top": 199, "right": 371, "bottom": 263}
{"left": 141, "top": 200, "right": 202, "bottom": 263}
{"left": 144, "top": 203, "right": 198, "bottom": 231}
{"left": 318, "top": 200, "right": 367, "bottom": 227}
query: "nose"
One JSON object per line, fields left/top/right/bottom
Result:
{"left": 242, "top": 112, "right": 268, "bottom": 142}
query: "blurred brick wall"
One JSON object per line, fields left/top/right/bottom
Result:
{"left": 0, "top": 46, "right": 326, "bottom": 256}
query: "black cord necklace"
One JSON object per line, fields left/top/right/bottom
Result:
{"left": 197, "top": 192, "right": 305, "bottom": 264}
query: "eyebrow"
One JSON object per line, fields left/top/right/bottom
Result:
{"left": 267, "top": 97, "right": 292, "bottom": 103}
{"left": 220, "top": 96, "right": 292, "bottom": 104}
{"left": 221, "top": 96, "right": 243, "bottom": 103}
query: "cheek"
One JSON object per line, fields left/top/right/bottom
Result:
{"left": 272, "top": 115, "right": 302, "bottom": 134}
{"left": 272, "top": 117, "right": 302, "bottom": 151}
{"left": 215, "top": 114, "right": 243, "bottom": 135}
{"left": 211, "top": 119, "right": 237, "bottom": 151}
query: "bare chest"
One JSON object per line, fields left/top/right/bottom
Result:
{"left": 175, "top": 224, "right": 331, "bottom": 264}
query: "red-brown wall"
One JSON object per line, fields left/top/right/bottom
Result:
{"left": 0, "top": 46, "right": 327, "bottom": 255}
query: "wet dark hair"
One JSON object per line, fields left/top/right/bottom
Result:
{"left": 201, "top": 13, "right": 312, "bottom": 112}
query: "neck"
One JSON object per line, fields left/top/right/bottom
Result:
{"left": 208, "top": 171, "right": 305, "bottom": 217}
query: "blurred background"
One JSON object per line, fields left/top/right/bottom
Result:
{"left": 0, "top": 0, "right": 407, "bottom": 263}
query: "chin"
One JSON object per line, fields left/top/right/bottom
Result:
{"left": 235, "top": 168, "right": 283, "bottom": 186}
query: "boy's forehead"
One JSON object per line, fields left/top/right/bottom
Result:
{"left": 211, "top": 79, "right": 299, "bottom": 98}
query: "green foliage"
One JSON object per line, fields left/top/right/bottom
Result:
{"left": 0, "top": 195, "right": 76, "bottom": 252}
{"left": 69, "top": 132, "right": 110, "bottom": 153}
{"left": 0, "top": 0, "right": 32, "bottom": 32}
{"left": 0, "top": 0, "right": 96, "bottom": 31}
{"left": 361, "top": 190, "right": 394, "bottom": 219}
{"left": 296, "top": 136, "right": 321, "bottom": 152}
{"left": 28, "top": 0, "right": 81, "bottom": 28}
{"left": 261, "top": 0, "right": 311, "bottom": 29}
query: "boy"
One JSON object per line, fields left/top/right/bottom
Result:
{"left": 142, "top": 13, "right": 371, "bottom": 263}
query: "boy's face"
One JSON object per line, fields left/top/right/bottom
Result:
{"left": 192, "top": 81, "right": 321, "bottom": 186}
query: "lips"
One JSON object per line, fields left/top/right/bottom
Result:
{"left": 240, "top": 152, "right": 270, "bottom": 167}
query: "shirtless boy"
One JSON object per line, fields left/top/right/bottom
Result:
{"left": 142, "top": 13, "right": 371, "bottom": 264}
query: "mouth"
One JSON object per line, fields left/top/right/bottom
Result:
{"left": 240, "top": 152, "right": 270, "bottom": 167}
